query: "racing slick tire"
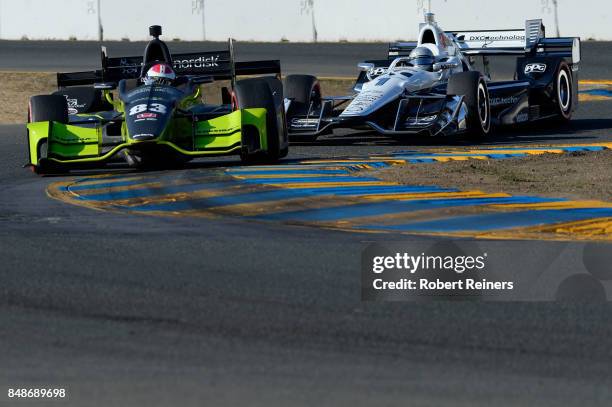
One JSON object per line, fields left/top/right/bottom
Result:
{"left": 28, "top": 95, "right": 69, "bottom": 175}
{"left": 29, "top": 95, "right": 69, "bottom": 124}
{"left": 284, "top": 74, "right": 321, "bottom": 142}
{"left": 234, "top": 77, "right": 288, "bottom": 163}
{"left": 52, "top": 86, "right": 113, "bottom": 114}
{"left": 260, "top": 76, "right": 289, "bottom": 158}
{"left": 447, "top": 71, "right": 491, "bottom": 140}
{"left": 554, "top": 61, "right": 574, "bottom": 121}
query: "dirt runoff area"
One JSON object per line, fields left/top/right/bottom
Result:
{"left": 0, "top": 72, "right": 56, "bottom": 124}
{"left": 374, "top": 149, "right": 612, "bottom": 202}
{"left": 0, "top": 71, "right": 356, "bottom": 124}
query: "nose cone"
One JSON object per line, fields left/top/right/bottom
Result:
{"left": 127, "top": 110, "right": 169, "bottom": 141}
{"left": 341, "top": 75, "right": 406, "bottom": 117}
{"left": 122, "top": 85, "right": 183, "bottom": 142}
{"left": 125, "top": 100, "right": 174, "bottom": 142}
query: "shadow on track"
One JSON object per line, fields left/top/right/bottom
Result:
{"left": 291, "top": 117, "right": 612, "bottom": 148}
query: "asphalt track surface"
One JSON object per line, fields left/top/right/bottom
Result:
{"left": 1, "top": 42, "right": 612, "bottom": 406}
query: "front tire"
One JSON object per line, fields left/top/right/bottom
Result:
{"left": 284, "top": 74, "right": 321, "bottom": 142}
{"left": 234, "top": 78, "right": 288, "bottom": 163}
{"left": 28, "top": 95, "right": 69, "bottom": 174}
{"left": 29, "top": 95, "right": 68, "bottom": 123}
{"left": 447, "top": 71, "right": 491, "bottom": 140}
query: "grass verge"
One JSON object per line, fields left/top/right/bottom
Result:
{"left": 373, "top": 150, "right": 612, "bottom": 201}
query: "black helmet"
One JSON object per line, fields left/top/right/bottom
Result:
{"left": 408, "top": 47, "right": 435, "bottom": 71}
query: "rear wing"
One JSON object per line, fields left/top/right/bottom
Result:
{"left": 385, "top": 19, "right": 580, "bottom": 64}
{"left": 57, "top": 39, "right": 281, "bottom": 88}
{"left": 446, "top": 19, "right": 581, "bottom": 63}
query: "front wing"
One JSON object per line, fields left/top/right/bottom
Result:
{"left": 27, "top": 108, "right": 268, "bottom": 169}
{"left": 288, "top": 95, "right": 467, "bottom": 137}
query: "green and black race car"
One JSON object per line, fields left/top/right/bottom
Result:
{"left": 26, "top": 25, "right": 288, "bottom": 174}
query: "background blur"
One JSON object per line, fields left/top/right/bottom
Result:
{"left": 0, "top": 0, "right": 609, "bottom": 42}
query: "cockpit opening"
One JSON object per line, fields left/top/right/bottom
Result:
{"left": 420, "top": 29, "right": 436, "bottom": 45}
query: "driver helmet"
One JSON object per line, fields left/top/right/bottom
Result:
{"left": 144, "top": 63, "right": 176, "bottom": 85}
{"left": 408, "top": 47, "right": 435, "bottom": 71}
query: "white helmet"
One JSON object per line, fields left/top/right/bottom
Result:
{"left": 408, "top": 47, "right": 435, "bottom": 71}
{"left": 144, "top": 63, "right": 176, "bottom": 85}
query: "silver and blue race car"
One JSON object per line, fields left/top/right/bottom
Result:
{"left": 285, "top": 13, "right": 581, "bottom": 141}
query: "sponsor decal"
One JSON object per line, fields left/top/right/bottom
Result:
{"left": 173, "top": 55, "right": 220, "bottom": 70}
{"left": 52, "top": 134, "right": 97, "bottom": 143}
{"left": 516, "top": 112, "right": 529, "bottom": 123}
{"left": 290, "top": 118, "right": 319, "bottom": 128}
{"left": 490, "top": 95, "right": 519, "bottom": 107}
{"left": 466, "top": 34, "right": 525, "bottom": 42}
{"left": 128, "top": 87, "right": 176, "bottom": 100}
{"left": 136, "top": 112, "right": 158, "bottom": 119}
{"left": 63, "top": 96, "right": 85, "bottom": 115}
{"left": 456, "top": 31, "right": 525, "bottom": 48}
{"left": 367, "top": 67, "right": 388, "bottom": 78}
{"left": 343, "top": 90, "right": 384, "bottom": 114}
{"left": 119, "top": 58, "right": 139, "bottom": 76}
{"left": 130, "top": 87, "right": 152, "bottom": 95}
{"left": 524, "top": 63, "right": 547, "bottom": 74}
{"left": 195, "top": 126, "right": 240, "bottom": 135}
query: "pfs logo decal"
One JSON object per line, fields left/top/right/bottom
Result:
{"left": 524, "top": 63, "right": 547, "bottom": 74}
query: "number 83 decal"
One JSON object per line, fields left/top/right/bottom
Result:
{"left": 129, "top": 103, "right": 167, "bottom": 116}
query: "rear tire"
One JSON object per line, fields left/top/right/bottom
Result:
{"left": 447, "top": 71, "right": 491, "bottom": 140}
{"left": 234, "top": 78, "right": 288, "bottom": 163}
{"left": 28, "top": 95, "right": 68, "bottom": 175}
{"left": 554, "top": 61, "right": 573, "bottom": 121}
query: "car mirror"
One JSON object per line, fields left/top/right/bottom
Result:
{"left": 94, "top": 82, "right": 117, "bottom": 90}
{"left": 357, "top": 62, "right": 374, "bottom": 72}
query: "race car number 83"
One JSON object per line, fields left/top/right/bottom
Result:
{"left": 129, "top": 103, "right": 167, "bottom": 116}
